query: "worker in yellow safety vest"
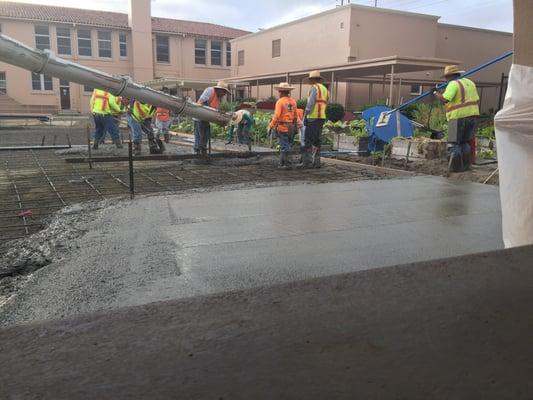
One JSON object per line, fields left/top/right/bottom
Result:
{"left": 127, "top": 100, "right": 156, "bottom": 155}
{"left": 299, "top": 70, "right": 329, "bottom": 169}
{"left": 434, "top": 65, "right": 480, "bottom": 172}
{"left": 90, "top": 89, "right": 123, "bottom": 150}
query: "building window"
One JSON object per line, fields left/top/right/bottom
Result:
{"left": 0, "top": 72, "right": 6, "bottom": 94}
{"left": 194, "top": 38, "right": 206, "bottom": 65}
{"left": 211, "top": 40, "right": 222, "bottom": 66}
{"left": 77, "top": 29, "right": 92, "bottom": 56}
{"left": 56, "top": 27, "right": 72, "bottom": 55}
{"left": 238, "top": 50, "right": 245, "bottom": 66}
{"left": 83, "top": 85, "right": 93, "bottom": 94}
{"left": 272, "top": 39, "right": 281, "bottom": 58}
{"left": 156, "top": 35, "right": 170, "bottom": 63}
{"left": 119, "top": 33, "right": 127, "bottom": 57}
{"left": 97, "top": 30, "right": 112, "bottom": 58}
{"left": 410, "top": 84, "right": 422, "bottom": 95}
{"left": 31, "top": 72, "right": 53, "bottom": 91}
{"left": 226, "top": 42, "right": 231, "bottom": 67}
{"left": 34, "top": 25, "right": 50, "bottom": 50}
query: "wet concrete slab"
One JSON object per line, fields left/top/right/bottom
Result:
{"left": 158, "top": 175, "right": 503, "bottom": 298}
{"left": 0, "top": 175, "right": 503, "bottom": 326}
{"left": 1, "top": 245, "right": 532, "bottom": 399}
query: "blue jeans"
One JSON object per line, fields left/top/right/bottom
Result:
{"left": 155, "top": 119, "right": 170, "bottom": 136}
{"left": 277, "top": 132, "right": 291, "bottom": 153}
{"left": 93, "top": 114, "right": 119, "bottom": 143}
{"left": 127, "top": 114, "right": 143, "bottom": 144}
{"left": 194, "top": 120, "right": 211, "bottom": 153}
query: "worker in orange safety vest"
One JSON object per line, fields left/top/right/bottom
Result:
{"left": 193, "top": 81, "right": 230, "bottom": 158}
{"left": 269, "top": 82, "right": 300, "bottom": 169}
{"left": 155, "top": 87, "right": 172, "bottom": 143}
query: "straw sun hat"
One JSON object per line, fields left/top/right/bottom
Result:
{"left": 303, "top": 70, "right": 325, "bottom": 83}
{"left": 230, "top": 109, "right": 247, "bottom": 125}
{"left": 274, "top": 82, "right": 295, "bottom": 91}
{"left": 442, "top": 65, "right": 465, "bottom": 78}
{"left": 214, "top": 80, "right": 231, "bottom": 93}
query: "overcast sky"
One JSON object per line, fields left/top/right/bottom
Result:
{"left": 10, "top": 0, "right": 514, "bottom": 33}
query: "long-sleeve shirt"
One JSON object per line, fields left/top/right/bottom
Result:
{"left": 304, "top": 86, "right": 317, "bottom": 118}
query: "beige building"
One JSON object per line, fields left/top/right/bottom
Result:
{"left": 0, "top": 0, "right": 248, "bottom": 114}
{"left": 229, "top": 4, "right": 513, "bottom": 114}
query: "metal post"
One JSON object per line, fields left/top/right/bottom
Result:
{"left": 389, "top": 65, "right": 395, "bottom": 107}
{"left": 299, "top": 79, "right": 303, "bottom": 100}
{"left": 396, "top": 77, "right": 402, "bottom": 106}
{"left": 369, "top": 83, "right": 373, "bottom": 103}
{"left": 404, "top": 141, "right": 412, "bottom": 169}
{"left": 86, "top": 124, "right": 93, "bottom": 170}
{"left": 256, "top": 80, "right": 259, "bottom": 99}
{"left": 270, "top": 84, "right": 273, "bottom": 98}
{"left": 128, "top": 140, "right": 135, "bottom": 199}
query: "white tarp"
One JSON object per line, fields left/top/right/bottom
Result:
{"left": 494, "top": 63, "right": 533, "bottom": 248}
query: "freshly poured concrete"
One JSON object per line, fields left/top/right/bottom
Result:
{"left": 1, "top": 176, "right": 503, "bottom": 325}
{"left": 2, "top": 246, "right": 533, "bottom": 399}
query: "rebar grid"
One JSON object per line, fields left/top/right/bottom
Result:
{"left": 0, "top": 150, "right": 389, "bottom": 241}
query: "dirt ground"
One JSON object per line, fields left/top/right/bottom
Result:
{"left": 335, "top": 155, "right": 499, "bottom": 185}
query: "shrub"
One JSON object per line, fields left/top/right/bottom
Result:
{"left": 349, "top": 119, "right": 368, "bottom": 139}
{"left": 218, "top": 101, "right": 239, "bottom": 113}
{"left": 326, "top": 103, "right": 345, "bottom": 122}
{"left": 296, "top": 99, "right": 307, "bottom": 109}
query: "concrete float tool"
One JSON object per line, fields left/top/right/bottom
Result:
{"left": 375, "top": 51, "right": 514, "bottom": 128}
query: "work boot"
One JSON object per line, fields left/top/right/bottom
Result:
{"left": 164, "top": 133, "right": 170, "bottom": 143}
{"left": 278, "top": 152, "right": 290, "bottom": 170}
{"left": 133, "top": 142, "right": 141, "bottom": 156}
{"left": 296, "top": 151, "right": 313, "bottom": 169}
{"left": 312, "top": 147, "right": 321, "bottom": 169}
{"left": 92, "top": 141, "right": 98, "bottom": 150}
{"left": 156, "top": 138, "right": 166, "bottom": 153}
{"left": 114, "top": 140, "right": 123, "bottom": 149}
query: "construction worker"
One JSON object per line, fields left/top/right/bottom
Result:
{"left": 269, "top": 82, "right": 299, "bottom": 169}
{"left": 226, "top": 109, "right": 254, "bottom": 152}
{"left": 301, "top": 70, "right": 329, "bottom": 168}
{"left": 90, "top": 89, "right": 123, "bottom": 149}
{"left": 128, "top": 100, "right": 156, "bottom": 155}
{"left": 155, "top": 87, "right": 172, "bottom": 144}
{"left": 194, "top": 81, "right": 230, "bottom": 157}
{"left": 434, "top": 65, "right": 480, "bottom": 172}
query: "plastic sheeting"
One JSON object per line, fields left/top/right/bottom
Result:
{"left": 494, "top": 64, "right": 533, "bottom": 248}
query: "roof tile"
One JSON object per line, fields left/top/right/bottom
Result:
{"left": 0, "top": 1, "right": 249, "bottom": 38}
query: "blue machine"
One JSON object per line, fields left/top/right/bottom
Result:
{"left": 362, "top": 106, "right": 414, "bottom": 152}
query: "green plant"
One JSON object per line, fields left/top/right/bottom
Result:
{"left": 326, "top": 103, "right": 345, "bottom": 122}
{"left": 349, "top": 119, "right": 368, "bottom": 139}
{"left": 265, "top": 96, "right": 277, "bottom": 102}
{"left": 477, "top": 148, "right": 496, "bottom": 159}
{"left": 218, "top": 101, "right": 239, "bottom": 113}
{"left": 478, "top": 125, "right": 495, "bottom": 140}
{"left": 296, "top": 99, "right": 307, "bottom": 109}
{"left": 172, "top": 118, "right": 193, "bottom": 133}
